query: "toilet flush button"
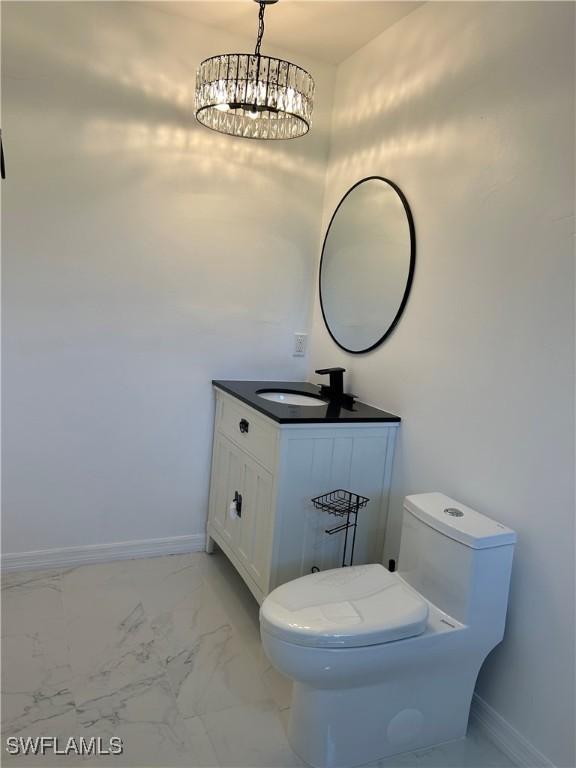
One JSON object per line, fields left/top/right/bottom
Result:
{"left": 444, "top": 507, "right": 464, "bottom": 517}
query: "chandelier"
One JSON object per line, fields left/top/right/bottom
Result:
{"left": 194, "top": 0, "right": 315, "bottom": 140}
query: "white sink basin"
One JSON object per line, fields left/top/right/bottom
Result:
{"left": 257, "top": 390, "right": 325, "bottom": 407}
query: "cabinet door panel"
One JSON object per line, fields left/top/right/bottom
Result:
{"left": 236, "top": 457, "right": 274, "bottom": 593}
{"left": 209, "top": 433, "right": 243, "bottom": 550}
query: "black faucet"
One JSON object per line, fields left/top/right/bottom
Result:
{"left": 315, "top": 367, "right": 346, "bottom": 400}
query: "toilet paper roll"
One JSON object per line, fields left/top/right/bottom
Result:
{"left": 229, "top": 500, "right": 238, "bottom": 520}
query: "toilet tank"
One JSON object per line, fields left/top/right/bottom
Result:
{"left": 398, "top": 493, "right": 516, "bottom": 638}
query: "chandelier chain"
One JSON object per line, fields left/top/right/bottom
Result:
{"left": 254, "top": 2, "right": 266, "bottom": 56}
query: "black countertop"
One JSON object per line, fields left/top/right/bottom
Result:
{"left": 213, "top": 380, "right": 401, "bottom": 425}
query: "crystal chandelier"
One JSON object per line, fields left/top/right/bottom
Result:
{"left": 195, "top": 0, "right": 315, "bottom": 140}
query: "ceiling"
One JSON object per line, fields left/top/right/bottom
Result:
{"left": 152, "top": 1, "right": 424, "bottom": 65}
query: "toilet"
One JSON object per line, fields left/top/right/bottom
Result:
{"left": 259, "top": 492, "right": 516, "bottom": 768}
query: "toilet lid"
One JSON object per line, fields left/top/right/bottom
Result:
{"left": 260, "top": 564, "right": 428, "bottom": 648}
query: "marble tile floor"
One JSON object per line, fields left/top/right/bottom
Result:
{"left": 2, "top": 552, "right": 515, "bottom": 768}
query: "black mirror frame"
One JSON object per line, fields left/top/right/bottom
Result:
{"left": 318, "top": 176, "right": 416, "bottom": 355}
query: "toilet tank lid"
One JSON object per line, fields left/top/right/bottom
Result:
{"left": 404, "top": 493, "right": 516, "bottom": 549}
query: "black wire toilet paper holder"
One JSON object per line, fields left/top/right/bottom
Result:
{"left": 311, "top": 489, "right": 370, "bottom": 568}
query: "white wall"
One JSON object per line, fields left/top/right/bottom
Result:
{"left": 308, "top": 3, "right": 574, "bottom": 765}
{"left": 1, "top": 2, "right": 334, "bottom": 554}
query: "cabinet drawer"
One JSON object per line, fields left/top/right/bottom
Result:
{"left": 216, "top": 391, "right": 277, "bottom": 472}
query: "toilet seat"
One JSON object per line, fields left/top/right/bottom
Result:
{"left": 260, "top": 564, "right": 428, "bottom": 648}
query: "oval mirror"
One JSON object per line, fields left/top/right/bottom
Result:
{"left": 319, "top": 176, "right": 416, "bottom": 354}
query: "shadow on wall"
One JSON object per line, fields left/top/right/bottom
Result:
{"left": 1, "top": 1, "right": 335, "bottom": 556}
{"left": 3, "top": 1, "right": 328, "bottom": 188}
{"left": 330, "top": 2, "right": 566, "bottom": 189}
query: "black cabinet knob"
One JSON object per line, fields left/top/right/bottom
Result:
{"left": 239, "top": 419, "right": 249, "bottom": 434}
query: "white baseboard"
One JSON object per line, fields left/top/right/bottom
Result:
{"left": 471, "top": 693, "right": 556, "bottom": 768}
{"left": 1, "top": 534, "right": 206, "bottom": 573}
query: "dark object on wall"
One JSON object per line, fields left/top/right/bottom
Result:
{"left": 0, "top": 130, "right": 5, "bottom": 179}
{"left": 311, "top": 489, "right": 370, "bottom": 568}
{"left": 319, "top": 176, "right": 416, "bottom": 354}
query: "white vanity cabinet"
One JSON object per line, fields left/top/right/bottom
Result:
{"left": 206, "top": 386, "right": 399, "bottom": 604}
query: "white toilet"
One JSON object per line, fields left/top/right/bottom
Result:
{"left": 260, "top": 492, "right": 516, "bottom": 768}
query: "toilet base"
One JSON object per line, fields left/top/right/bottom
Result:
{"left": 287, "top": 667, "right": 478, "bottom": 768}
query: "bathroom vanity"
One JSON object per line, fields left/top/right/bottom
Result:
{"left": 206, "top": 380, "right": 400, "bottom": 604}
